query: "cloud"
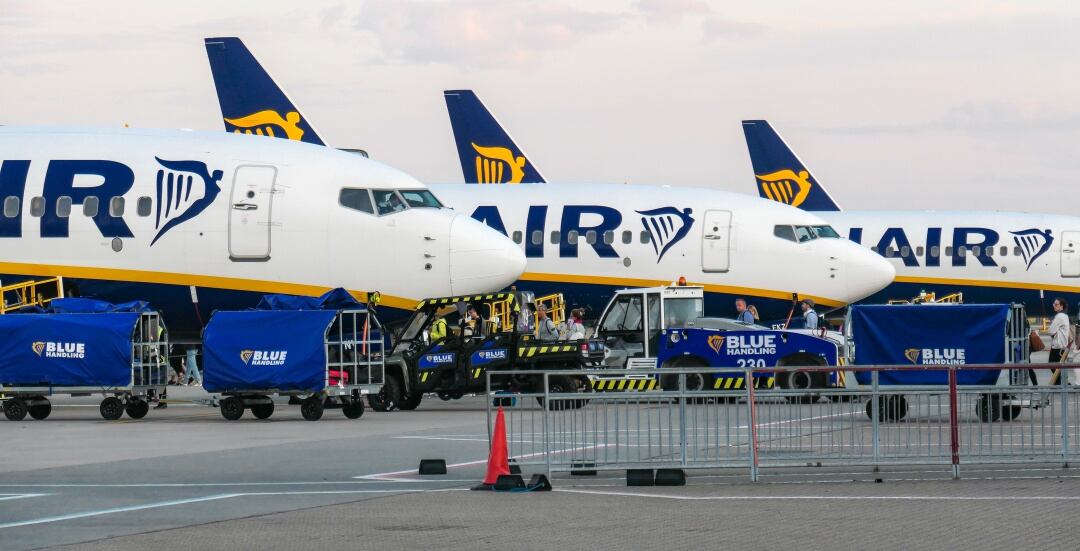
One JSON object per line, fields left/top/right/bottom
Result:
{"left": 636, "top": 0, "right": 710, "bottom": 24}
{"left": 701, "top": 17, "right": 767, "bottom": 40}
{"left": 815, "top": 100, "right": 1080, "bottom": 135}
{"left": 354, "top": 0, "right": 629, "bottom": 67}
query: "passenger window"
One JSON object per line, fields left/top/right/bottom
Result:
{"left": 586, "top": 230, "right": 597, "bottom": 245}
{"left": 945, "top": 246, "right": 954, "bottom": 256}
{"left": 30, "top": 197, "right": 45, "bottom": 217}
{"left": 339, "top": 188, "right": 374, "bottom": 214}
{"left": 83, "top": 196, "right": 99, "bottom": 217}
{"left": 136, "top": 197, "right": 152, "bottom": 217}
{"left": 567, "top": 230, "right": 579, "bottom": 245}
{"left": 900, "top": 246, "right": 910, "bottom": 257}
{"left": 1014, "top": 246, "right": 1021, "bottom": 256}
{"left": 930, "top": 245, "right": 940, "bottom": 257}
{"left": 640, "top": 231, "right": 651, "bottom": 244}
{"left": 512, "top": 231, "right": 523, "bottom": 244}
{"left": 603, "top": 231, "right": 614, "bottom": 245}
{"left": 915, "top": 246, "right": 924, "bottom": 257}
{"left": 550, "top": 230, "right": 561, "bottom": 244}
{"left": 372, "top": 189, "right": 407, "bottom": 215}
{"left": 1000, "top": 246, "right": 1008, "bottom": 257}
{"left": 884, "top": 247, "right": 896, "bottom": 258}
{"left": 958, "top": 246, "right": 967, "bottom": 257}
{"left": 971, "top": 245, "right": 981, "bottom": 257}
{"left": 985, "top": 246, "right": 994, "bottom": 257}
{"left": 622, "top": 230, "right": 632, "bottom": 244}
{"left": 3, "top": 196, "right": 19, "bottom": 218}
{"left": 56, "top": 196, "right": 72, "bottom": 218}
{"left": 109, "top": 197, "right": 125, "bottom": 217}
{"left": 531, "top": 230, "right": 543, "bottom": 246}
{"left": 773, "top": 225, "right": 796, "bottom": 242}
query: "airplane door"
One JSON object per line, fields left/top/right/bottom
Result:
{"left": 228, "top": 165, "right": 277, "bottom": 261}
{"left": 702, "top": 210, "right": 731, "bottom": 273}
{"left": 1061, "top": 231, "right": 1080, "bottom": 277}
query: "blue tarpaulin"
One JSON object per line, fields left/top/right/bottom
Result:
{"left": 0, "top": 313, "right": 140, "bottom": 387}
{"left": 49, "top": 298, "right": 152, "bottom": 314}
{"left": 202, "top": 310, "right": 339, "bottom": 393}
{"left": 255, "top": 288, "right": 363, "bottom": 311}
{"left": 852, "top": 304, "right": 1010, "bottom": 385}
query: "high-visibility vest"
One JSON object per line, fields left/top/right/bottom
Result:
{"left": 431, "top": 318, "right": 447, "bottom": 341}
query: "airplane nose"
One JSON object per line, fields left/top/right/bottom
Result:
{"left": 448, "top": 214, "right": 527, "bottom": 295}
{"left": 842, "top": 245, "right": 896, "bottom": 303}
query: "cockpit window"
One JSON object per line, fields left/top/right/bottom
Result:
{"left": 399, "top": 189, "right": 442, "bottom": 209}
{"left": 812, "top": 225, "right": 840, "bottom": 238}
{"left": 775, "top": 224, "right": 839, "bottom": 243}
{"left": 774, "top": 225, "right": 796, "bottom": 242}
{"left": 373, "top": 189, "right": 407, "bottom": 215}
{"left": 339, "top": 188, "right": 374, "bottom": 214}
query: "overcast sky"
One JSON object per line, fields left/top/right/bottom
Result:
{"left": 2, "top": 1, "right": 1078, "bottom": 213}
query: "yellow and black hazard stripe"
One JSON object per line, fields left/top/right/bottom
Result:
{"left": 472, "top": 368, "right": 483, "bottom": 379}
{"left": 419, "top": 371, "right": 432, "bottom": 383}
{"left": 712, "top": 376, "right": 776, "bottom": 390}
{"left": 517, "top": 344, "right": 576, "bottom": 358}
{"left": 591, "top": 379, "right": 659, "bottom": 392}
{"left": 416, "top": 293, "right": 515, "bottom": 310}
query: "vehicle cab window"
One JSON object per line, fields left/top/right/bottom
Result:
{"left": 600, "top": 295, "right": 644, "bottom": 333}
{"left": 339, "top": 188, "right": 374, "bottom": 214}
{"left": 372, "top": 189, "right": 407, "bottom": 215}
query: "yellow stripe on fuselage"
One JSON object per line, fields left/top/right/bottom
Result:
{"left": 894, "top": 275, "right": 1080, "bottom": 294}
{"left": 0, "top": 261, "right": 418, "bottom": 310}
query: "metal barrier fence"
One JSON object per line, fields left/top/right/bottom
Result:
{"left": 485, "top": 365, "right": 1080, "bottom": 481}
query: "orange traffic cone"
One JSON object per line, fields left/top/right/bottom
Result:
{"left": 473, "top": 406, "right": 511, "bottom": 490}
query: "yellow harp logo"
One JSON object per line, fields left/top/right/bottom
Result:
{"left": 224, "top": 110, "right": 305, "bottom": 141}
{"left": 32, "top": 341, "right": 46, "bottom": 356}
{"left": 756, "top": 169, "right": 813, "bottom": 208}
{"left": 707, "top": 335, "right": 725, "bottom": 354}
{"left": 904, "top": 348, "right": 921, "bottom": 364}
{"left": 240, "top": 349, "right": 254, "bottom": 365}
{"left": 471, "top": 143, "right": 526, "bottom": 184}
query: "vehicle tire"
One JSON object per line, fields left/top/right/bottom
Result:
{"left": 342, "top": 397, "right": 365, "bottom": 419}
{"left": 125, "top": 398, "right": 150, "bottom": 419}
{"left": 100, "top": 397, "right": 124, "bottom": 420}
{"left": 782, "top": 370, "right": 822, "bottom": 404}
{"left": 28, "top": 397, "right": 51, "bottom": 420}
{"left": 1003, "top": 405, "right": 1022, "bottom": 422}
{"left": 369, "top": 375, "right": 402, "bottom": 412}
{"left": 4, "top": 398, "right": 28, "bottom": 421}
{"left": 398, "top": 392, "right": 423, "bottom": 411}
{"left": 251, "top": 400, "right": 274, "bottom": 420}
{"left": 536, "top": 375, "right": 577, "bottom": 410}
{"left": 976, "top": 394, "right": 1002, "bottom": 423}
{"left": 301, "top": 396, "right": 324, "bottom": 421}
{"left": 865, "top": 395, "right": 908, "bottom": 422}
{"left": 220, "top": 397, "right": 245, "bottom": 421}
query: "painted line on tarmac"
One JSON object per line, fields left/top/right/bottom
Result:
{"left": 554, "top": 488, "right": 1080, "bottom": 501}
{"left": 0, "top": 480, "right": 466, "bottom": 488}
{"left": 0, "top": 488, "right": 468, "bottom": 530}
{"left": 355, "top": 443, "right": 615, "bottom": 481}
{"left": 0, "top": 494, "right": 48, "bottom": 502}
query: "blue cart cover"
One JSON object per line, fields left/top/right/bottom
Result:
{"left": 255, "top": 288, "right": 362, "bottom": 311}
{"left": 852, "top": 304, "right": 1009, "bottom": 385}
{"left": 0, "top": 313, "right": 141, "bottom": 387}
{"left": 49, "top": 298, "right": 152, "bottom": 314}
{"left": 202, "top": 310, "right": 338, "bottom": 393}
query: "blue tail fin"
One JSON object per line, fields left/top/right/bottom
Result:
{"left": 443, "top": 90, "right": 545, "bottom": 184}
{"left": 204, "top": 37, "right": 325, "bottom": 146}
{"left": 741, "top": 120, "right": 841, "bottom": 211}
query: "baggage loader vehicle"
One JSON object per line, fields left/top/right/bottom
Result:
{"left": 203, "top": 289, "right": 385, "bottom": 421}
{"left": 382, "top": 291, "right": 597, "bottom": 410}
{"left": 845, "top": 303, "right": 1034, "bottom": 421}
{"left": 0, "top": 298, "right": 169, "bottom": 421}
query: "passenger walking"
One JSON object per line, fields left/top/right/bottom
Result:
{"left": 735, "top": 298, "right": 754, "bottom": 324}
{"left": 537, "top": 305, "right": 558, "bottom": 341}
{"left": 801, "top": 299, "right": 819, "bottom": 330}
{"left": 748, "top": 304, "right": 760, "bottom": 322}
{"left": 185, "top": 346, "right": 202, "bottom": 386}
{"left": 567, "top": 309, "right": 586, "bottom": 340}
{"left": 1047, "top": 298, "right": 1071, "bottom": 385}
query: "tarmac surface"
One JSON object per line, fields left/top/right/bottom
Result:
{"left": 2, "top": 386, "right": 1079, "bottom": 550}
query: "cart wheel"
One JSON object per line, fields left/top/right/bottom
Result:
{"left": 251, "top": 400, "right": 274, "bottom": 420}
{"left": 536, "top": 376, "right": 581, "bottom": 410}
{"left": 3, "top": 398, "right": 28, "bottom": 421}
{"left": 124, "top": 398, "right": 150, "bottom": 420}
{"left": 398, "top": 392, "right": 423, "bottom": 411}
{"left": 100, "top": 397, "right": 124, "bottom": 420}
{"left": 28, "top": 397, "right": 52, "bottom": 420}
{"left": 368, "top": 375, "right": 402, "bottom": 412}
{"left": 865, "top": 395, "right": 908, "bottom": 422}
{"left": 342, "top": 397, "right": 365, "bottom": 419}
{"left": 1003, "top": 405, "right": 1022, "bottom": 421}
{"left": 976, "top": 394, "right": 1002, "bottom": 423}
{"left": 220, "top": 397, "right": 245, "bottom": 421}
{"left": 301, "top": 396, "right": 324, "bottom": 421}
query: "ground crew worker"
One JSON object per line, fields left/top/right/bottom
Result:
{"left": 801, "top": 299, "right": 819, "bottom": 330}
{"left": 735, "top": 298, "right": 754, "bottom": 324}
{"left": 430, "top": 313, "right": 448, "bottom": 343}
{"left": 537, "top": 305, "right": 558, "bottom": 341}
{"left": 462, "top": 305, "right": 481, "bottom": 339}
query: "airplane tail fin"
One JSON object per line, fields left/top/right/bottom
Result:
{"left": 741, "top": 120, "right": 840, "bottom": 211}
{"left": 443, "top": 90, "right": 545, "bottom": 184}
{"left": 204, "top": 37, "right": 326, "bottom": 146}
